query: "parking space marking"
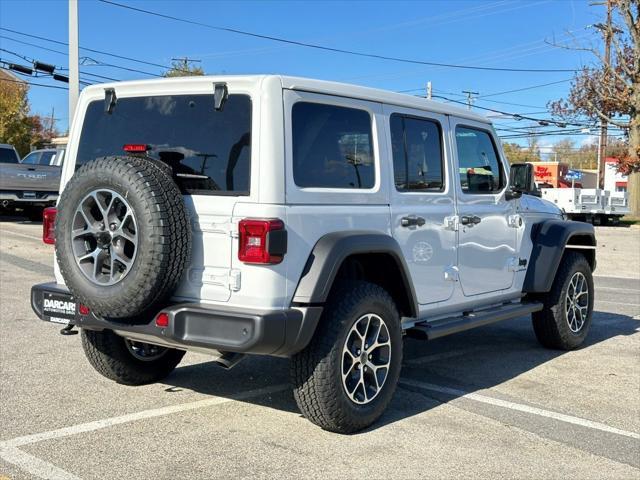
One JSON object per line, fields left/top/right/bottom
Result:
{"left": 596, "top": 286, "right": 640, "bottom": 293}
{"left": 0, "top": 384, "right": 288, "bottom": 480}
{"left": 0, "top": 229, "right": 41, "bottom": 241}
{"left": 399, "top": 379, "right": 640, "bottom": 440}
{"left": 596, "top": 300, "right": 640, "bottom": 307}
{"left": 1, "top": 383, "right": 288, "bottom": 449}
{"left": 0, "top": 446, "right": 81, "bottom": 480}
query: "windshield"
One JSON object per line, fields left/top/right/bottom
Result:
{"left": 76, "top": 94, "right": 252, "bottom": 195}
{"left": 0, "top": 147, "right": 19, "bottom": 164}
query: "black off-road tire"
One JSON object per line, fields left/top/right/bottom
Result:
{"left": 55, "top": 156, "right": 191, "bottom": 318}
{"left": 291, "top": 281, "right": 402, "bottom": 434}
{"left": 532, "top": 252, "right": 594, "bottom": 350}
{"left": 81, "top": 329, "right": 185, "bottom": 385}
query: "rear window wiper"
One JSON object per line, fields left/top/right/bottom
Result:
{"left": 105, "top": 88, "right": 117, "bottom": 114}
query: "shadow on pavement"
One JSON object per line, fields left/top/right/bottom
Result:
{"left": 162, "top": 309, "right": 638, "bottom": 430}
{"left": 0, "top": 212, "right": 39, "bottom": 223}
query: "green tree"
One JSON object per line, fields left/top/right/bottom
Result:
{"left": 0, "top": 78, "right": 51, "bottom": 156}
{"left": 501, "top": 142, "right": 542, "bottom": 164}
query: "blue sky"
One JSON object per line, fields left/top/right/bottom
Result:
{"left": 0, "top": 0, "right": 612, "bottom": 152}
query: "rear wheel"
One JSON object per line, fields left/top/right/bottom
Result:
{"left": 532, "top": 252, "right": 594, "bottom": 350}
{"left": 81, "top": 329, "right": 184, "bottom": 385}
{"left": 291, "top": 282, "right": 402, "bottom": 433}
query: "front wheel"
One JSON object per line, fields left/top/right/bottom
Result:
{"left": 290, "top": 281, "right": 402, "bottom": 433}
{"left": 532, "top": 252, "right": 594, "bottom": 350}
{"left": 81, "top": 329, "right": 185, "bottom": 385}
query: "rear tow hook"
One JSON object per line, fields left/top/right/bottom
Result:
{"left": 59, "top": 324, "right": 78, "bottom": 336}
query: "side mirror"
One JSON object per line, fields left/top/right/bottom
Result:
{"left": 507, "top": 163, "right": 538, "bottom": 200}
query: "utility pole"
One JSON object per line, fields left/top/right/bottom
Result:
{"left": 462, "top": 90, "right": 479, "bottom": 110}
{"left": 595, "top": 0, "right": 612, "bottom": 189}
{"left": 426, "top": 81, "right": 432, "bottom": 100}
{"left": 47, "top": 107, "right": 59, "bottom": 137}
{"left": 68, "top": 0, "right": 79, "bottom": 131}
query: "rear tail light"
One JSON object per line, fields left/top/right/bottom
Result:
{"left": 43, "top": 207, "right": 57, "bottom": 244}
{"left": 238, "top": 219, "right": 287, "bottom": 264}
{"left": 78, "top": 304, "right": 90, "bottom": 316}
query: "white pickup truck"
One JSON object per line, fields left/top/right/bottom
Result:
{"left": 0, "top": 144, "right": 63, "bottom": 220}
{"left": 540, "top": 187, "right": 630, "bottom": 225}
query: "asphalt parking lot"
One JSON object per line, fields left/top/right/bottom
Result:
{"left": 1, "top": 217, "right": 638, "bottom": 480}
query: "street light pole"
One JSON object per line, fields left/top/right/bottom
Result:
{"left": 68, "top": 0, "right": 79, "bottom": 131}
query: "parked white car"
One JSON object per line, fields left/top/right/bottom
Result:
{"left": 31, "top": 75, "right": 596, "bottom": 433}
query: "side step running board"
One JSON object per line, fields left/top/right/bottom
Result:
{"left": 407, "top": 302, "right": 543, "bottom": 341}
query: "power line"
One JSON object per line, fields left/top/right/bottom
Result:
{"left": 0, "top": 34, "right": 67, "bottom": 57}
{"left": 476, "top": 98, "right": 549, "bottom": 110}
{"left": 430, "top": 94, "right": 598, "bottom": 128}
{"left": 0, "top": 27, "right": 172, "bottom": 75}
{"left": 477, "top": 78, "right": 573, "bottom": 98}
{"left": 400, "top": 78, "right": 572, "bottom": 104}
{"left": 97, "top": 0, "right": 579, "bottom": 73}
{"left": 0, "top": 75, "right": 68, "bottom": 90}
{"left": 0, "top": 45, "right": 120, "bottom": 82}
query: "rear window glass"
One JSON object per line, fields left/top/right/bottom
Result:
{"left": 76, "top": 94, "right": 252, "bottom": 195}
{"left": 292, "top": 102, "right": 375, "bottom": 189}
{"left": 0, "top": 148, "right": 19, "bottom": 164}
{"left": 21, "top": 152, "right": 40, "bottom": 164}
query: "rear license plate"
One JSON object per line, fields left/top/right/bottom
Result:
{"left": 42, "top": 291, "right": 76, "bottom": 324}
{"left": 23, "top": 191, "right": 36, "bottom": 199}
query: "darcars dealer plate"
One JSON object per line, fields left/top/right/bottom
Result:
{"left": 42, "top": 292, "right": 76, "bottom": 324}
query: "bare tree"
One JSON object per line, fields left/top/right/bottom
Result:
{"left": 549, "top": 0, "right": 639, "bottom": 214}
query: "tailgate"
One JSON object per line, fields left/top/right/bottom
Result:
{"left": 0, "top": 164, "right": 61, "bottom": 192}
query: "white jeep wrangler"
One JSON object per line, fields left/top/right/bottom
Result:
{"left": 32, "top": 75, "right": 596, "bottom": 433}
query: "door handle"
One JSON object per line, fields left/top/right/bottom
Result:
{"left": 401, "top": 216, "right": 426, "bottom": 227}
{"left": 460, "top": 215, "right": 481, "bottom": 225}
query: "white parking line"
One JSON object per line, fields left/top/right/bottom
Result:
{"left": 400, "top": 378, "right": 640, "bottom": 440}
{"left": 596, "top": 300, "right": 640, "bottom": 307}
{"left": 0, "top": 384, "right": 288, "bottom": 479}
{"left": 596, "top": 286, "right": 640, "bottom": 293}
{"left": 0, "top": 446, "right": 81, "bottom": 480}
{"left": 0, "top": 229, "right": 41, "bottom": 241}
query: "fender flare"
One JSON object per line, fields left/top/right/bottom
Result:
{"left": 292, "top": 231, "right": 419, "bottom": 317}
{"left": 523, "top": 219, "right": 596, "bottom": 293}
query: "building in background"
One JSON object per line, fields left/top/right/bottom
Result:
{"left": 604, "top": 157, "right": 628, "bottom": 192}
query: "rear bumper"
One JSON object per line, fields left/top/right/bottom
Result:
{"left": 31, "top": 282, "right": 322, "bottom": 357}
{"left": 0, "top": 191, "right": 58, "bottom": 205}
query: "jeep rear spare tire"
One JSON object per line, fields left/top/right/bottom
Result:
{"left": 55, "top": 156, "right": 191, "bottom": 318}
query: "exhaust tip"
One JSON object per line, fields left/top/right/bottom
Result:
{"left": 214, "top": 352, "right": 245, "bottom": 370}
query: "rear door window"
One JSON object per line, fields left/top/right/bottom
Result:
{"left": 455, "top": 126, "right": 505, "bottom": 193}
{"left": 292, "top": 102, "right": 375, "bottom": 189}
{"left": 390, "top": 114, "right": 444, "bottom": 191}
{"left": 39, "top": 151, "right": 56, "bottom": 165}
{"left": 76, "top": 94, "right": 252, "bottom": 195}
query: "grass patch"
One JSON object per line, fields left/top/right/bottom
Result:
{"left": 621, "top": 215, "right": 640, "bottom": 225}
